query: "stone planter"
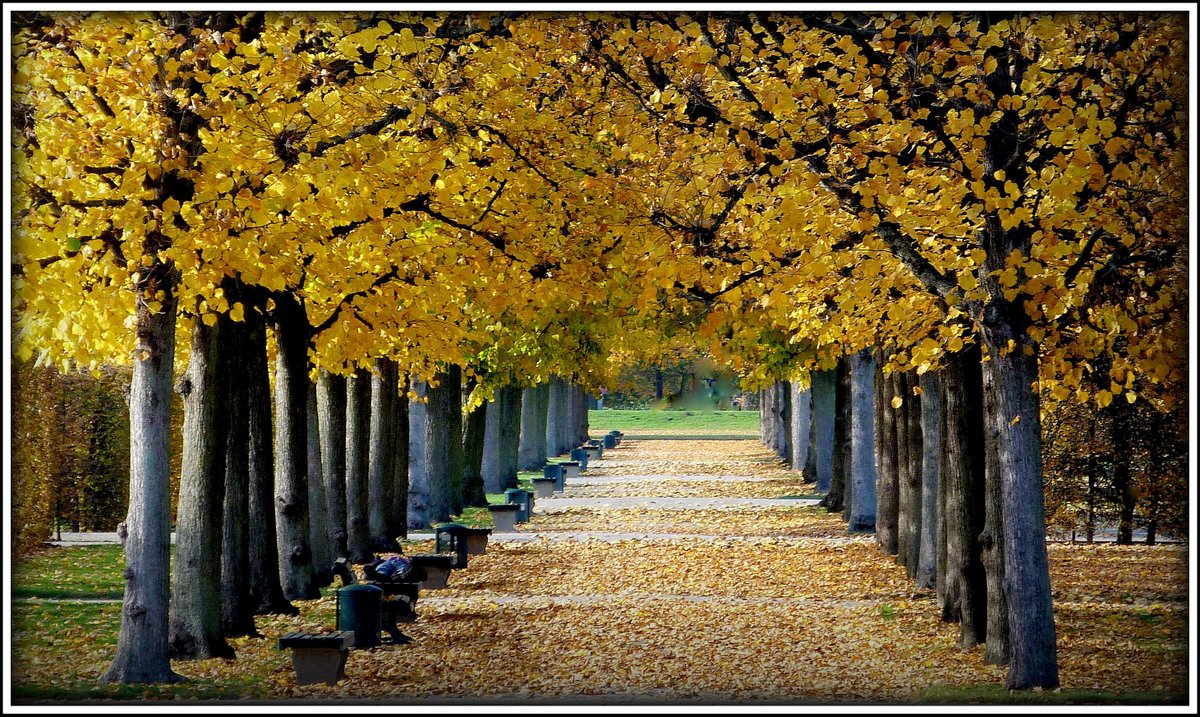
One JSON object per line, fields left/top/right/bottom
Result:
{"left": 488, "top": 503, "right": 519, "bottom": 532}
{"left": 561, "top": 461, "right": 581, "bottom": 480}
{"left": 279, "top": 631, "right": 353, "bottom": 685}
{"left": 583, "top": 445, "right": 602, "bottom": 462}
{"left": 532, "top": 477, "right": 558, "bottom": 498}
{"left": 570, "top": 447, "right": 589, "bottom": 471}
{"left": 410, "top": 553, "right": 456, "bottom": 590}
{"left": 464, "top": 527, "right": 493, "bottom": 555}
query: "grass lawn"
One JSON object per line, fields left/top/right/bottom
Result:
{"left": 588, "top": 409, "right": 759, "bottom": 436}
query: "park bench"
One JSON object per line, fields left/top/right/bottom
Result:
{"left": 278, "top": 630, "right": 353, "bottom": 685}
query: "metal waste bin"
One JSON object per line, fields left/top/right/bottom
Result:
{"left": 544, "top": 463, "right": 565, "bottom": 492}
{"left": 603, "top": 434, "right": 617, "bottom": 449}
{"left": 505, "top": 488, "right": 533, "bottom": 522}
{"left": 337, "top": 583, "right": 383, "bottom": 649}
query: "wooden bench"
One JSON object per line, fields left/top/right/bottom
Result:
{"left": 278, "top": 631, "right": 353, "bottom": 685}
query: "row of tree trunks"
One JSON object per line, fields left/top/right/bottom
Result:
{"left": 407, "top": 379, "right": 430, "bottom": 529}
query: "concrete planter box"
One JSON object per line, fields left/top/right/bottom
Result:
{"left": 583, "top": 445, "right": 602, "bottom": 461}
{"left": 464, "top": 527, "right": 493, "bottom": 554}
{"left": 488, "top": 504, "right": 519, "bottom": 532}
{"left": 532, "top": 477, "right": 558, "bottom": 498}
{"left": 410, "top": 554, "right": 456, "bottom": 590}
{"left": 279, "top": 631, "right": 353, "bottom": 685}
{"left": 561, "top": 461, "right": 581, "bottom": 480}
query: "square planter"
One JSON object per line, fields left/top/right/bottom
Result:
{"left": 279, "top": 631, "right": 353, "bottom": 685}
{"left": 488, "top": 503, "right": 519, "bottom": 532}
{"left": 532, "top": 477, "right": 557, "bottom": 499}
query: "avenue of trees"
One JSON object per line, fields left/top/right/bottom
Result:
{"left": 11, "top": 10, "right": 1187, "bottom": 692}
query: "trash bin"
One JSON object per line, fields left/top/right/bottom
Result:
{"left": 505, "top": 488, "right": 533, "bottom": 522}
{"left": 435, "top": 523, "right": 471, "bottom": 568}
{"left": 543, "top": 463, "right": 565, "bottom": 492}
{"left": 603, "top": 434, "right": 617, "bottom": 449}
{"left": 337, "top": 583, "right": 383, "bottom": 649}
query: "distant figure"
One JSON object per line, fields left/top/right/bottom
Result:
{"left": 598, "top": 386, "right": 607, "bottom": 409}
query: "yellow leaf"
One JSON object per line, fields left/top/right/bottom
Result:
{"left": 1096, "top": 390, "right": 1113, "bottom": 408}
{"left": 891, "top": 396, "right": 904, "bottom": 409}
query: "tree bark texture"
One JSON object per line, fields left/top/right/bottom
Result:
{"left": 915, "top": 372, "right": 942, "bottom": 591}
{"left": 808, "top": 370, "right": 836, "bottom": 492}
{"left": 461, "top": 376, "right": 489, "bottom": 507}
{"left": 823, "top": 360, "right": 851, "bottom": 513}
{"left": 498, "top": 386, "right": 523, "bottom": 489}
{"left": 170, "top": 318, "right": 233, "bottom": 659}
{"left": 790, "top": 380, "right": 811, "bottom": 473}
{"left": 423, "top": 368, "right": 461, "bottom": 524}
{"left": 306, "top": 382, "right": 333, "bottom": 585}
{"left": 904, "top": 372, "right": 924, "bottom": 579}
{"left": 848, "top": 350, "right": 877, "bottom": 533}
{"left": 940, "top": 347, "right": 987, "bottom": 647}
{"left": 875, "top": 355, "right": 899, "bottom": 555}
{"left": 316, "top": 369, "right": 348, "bottom": 559}
{"left": 981, "top": 352, "right": 1012, "bottom": 667}
{"left": 894, "top": 371, "right": 913, "bottom": 571}
{"left": 775, "top": 381, "right": 791, "bottom": 464}
{"left": 368, "top": 358, "right": 398, "bottom": 551}
{"left": 345, "top": 368, "right": 373, "bottom": 563}
{"left": 221, "top": 318, "right": 258, "bottom": 638}
{"left": 102, "top": 289, "right": 182, "bottom": 683}
{"left": 391, "top": 376, "right": 410, "bottom": 540}
{"left": 244, "top": 310, "right": 296, "bottom": 616}
{"left": 271, "top": 298, "right": 318, "bottom": 599}
{"left": 518, "top": 383, "right": 550, "bottom": 470}
{"left": 406, "top": 379, "right": 431, "bottom": 530}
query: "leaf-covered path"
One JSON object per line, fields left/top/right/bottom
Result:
{"left": 12, "top": 439, "right": 1188, "bottom": 704}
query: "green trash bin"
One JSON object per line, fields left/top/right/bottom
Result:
{"left": 505, "top": 488, "right": 533, "bottom": 522}
{"left": 337, "top": 583, "right": 383, "bottom": 649}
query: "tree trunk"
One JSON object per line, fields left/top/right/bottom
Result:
{"left": 518, "top": 383, "right": 550, "bottom": 470}
{"left": 482, "top": 394, "right": 503, "bottom": 493}
{"left": 941, "top": 346, "right": 987, "bottom": 647}
{"left": 904, "top": 372, "right": 924, "bottom": 579}
{"left": 848, "top": 350, "right": 877, "bottom": 533}
{"left": 306, "top": 383, "right": 333, "bottom": 585}
{"left": 981, "top": 362, "right": 1010, "bottom": 666}
{"left": 654, "top": 367, "right": 664, "bottom": 401}
{"left": 221, "top": 318, "right": 258, "bottom": 638}
{"left": 169, "top": 318, "right": 234, "bottom": 659}
{"left": 1109, "top": 399, "right": 1136, "bottom": 545}
{"left": 446, "top": 366, "right": 465, "bottom": 515}
{"left": 790, "top": 380, "right": 811, "bottom": 472}
{"left": 407, "top": 379, "right": 431, "bottom": 529}
{"left": 245, "top": 310, "right": 296, "bottom": 616}
{"left": 823, "top": 359, "right": 851, "bottom": 513}
{"left": 391, "top": 376, "right": 409, "bottom": 541}
{"left": 983, "top": 342, "right": 1057, "bottom": 688}
{"left": 775, "top": 381, "right": 791, "bottom": 463}
{"left": 876, "top": 355, "right": 899, "bottom": 555}
{"left": 271, "top": 298, "right": 319, "bottom": 599}
{"left": 345, "top": 368, "right": 373, "bottom": 563}
{"left": 461, "top": 375, "right": 489, "bottom": 507}
{"left": 316, "top": 370, "right": 348, "bottom": 559}
{"left": 808, "top": 370, "right": 836, "bottom": 492}
{"left": 368, "top": 358, "right": 398, "bottom": 551}
{"left": 103, "top": 293, "right": 182, "bottom": 683}
{"left": 545, "top": 378, "right": 568, "bottom": 458}
{"left": 423, "top": 367, "right": 461, "bottom": 524}
{"left": 894, "top": 371, "right": 914, "bottom": 571}
{"left": 916, "top": 372, "right": 942, "bottom": 591}
{"left": 499, "top": 386, "right": 523, "bottom": 490}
